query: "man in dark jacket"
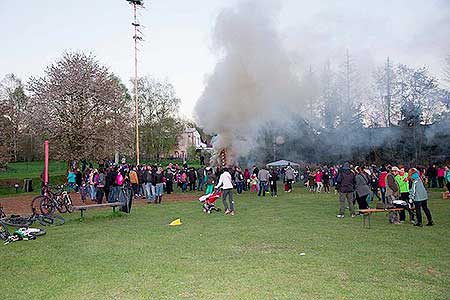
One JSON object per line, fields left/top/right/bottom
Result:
{"left": 336, "top": 162, "right": 356, "bottom": 218}
{"left": 137, "top": 166, "right": 145, "bottom": 198}
{"left": 426, "top": 164, "right": 438, "bottom": 188}
{"left": 105, "top": 166, "right": 118, "bottom": 203}
{"left": 269, "top": 168, "right": 279, "bottom": 197}
{"left": 188, "top": 168, "right": 197, "bottom": 191}
{"left": 75, "top": 169, "right": 82, "bottom": 193}
{"left": 144, "top": 166, "right": 155, "bottom": 203}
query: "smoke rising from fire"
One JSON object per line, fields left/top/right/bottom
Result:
{"left": 194, "top": 0, "right": 303, "bottom": 164}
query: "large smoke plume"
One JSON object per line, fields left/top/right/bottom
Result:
{"left": 194, "top": 0, "right": 304, "bottom": 165}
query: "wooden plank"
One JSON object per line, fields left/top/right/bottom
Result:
{"left": 358, "top": 208, "right": 404, "bottom": 214}
{"left": 73, "top": 202, "right": 121, "bottom": 210}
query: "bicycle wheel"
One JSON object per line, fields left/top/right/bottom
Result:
{"left": 40, "top": 197, "right": 56, "bottom": 215}
{"left": 64, "top": 194, "right": 74, "bottom": 213}
{"left": 56, "top": 196, "right": 68, "bottom": 214}
{"left": 0, "top": 222, "right": 10, "bottom": 240}
{"left": 31, "top": 195, "right": 47, "bottom": 215}
{"left": 38, "top": 214, "right": 65, "bottom": 226}
{"left": 1, "top": 215, "right": 33, "bottom": 227}
{"left": 27, "top": 228, "right": 46, "bottom": 237}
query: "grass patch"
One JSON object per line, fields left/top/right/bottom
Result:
{"left": 0, "top": 161, "right": 68, "bottom": 196}
{"left": 1, "top": 188, "right": 449, "bottom": 300}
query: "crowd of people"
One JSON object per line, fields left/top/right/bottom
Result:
{"left": 64, "top": 159, "right": 449, "bottom": 226}
{"left": 302, "top": 163, "right": 450, "bottom": 226}
{"left": 65, "top": 160, "right": 298, "bottom": 207}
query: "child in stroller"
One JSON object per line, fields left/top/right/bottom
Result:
{"left": 199, "top": 190, "right": 222, "bottom": 214}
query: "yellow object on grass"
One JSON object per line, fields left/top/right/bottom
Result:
{"left": 169, "top": 218, "right": 182, "bottom": 226}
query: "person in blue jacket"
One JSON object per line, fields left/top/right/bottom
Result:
{"left": 409, "top": 168, "right": 433, "bottom": 227}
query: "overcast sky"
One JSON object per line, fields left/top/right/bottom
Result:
{"left": 1, "top": 0, "right": 449, "bottom": 118}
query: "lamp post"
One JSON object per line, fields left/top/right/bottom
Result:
{"left": 126, "top": 0, "right": 144, "bottom": 165}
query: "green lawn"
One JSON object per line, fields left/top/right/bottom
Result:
{"left": 0, "top": 161, "right": 68, "bottom": 196}
{"left": 0, "top": 161, "right": 68, "bottom": 180}
{"left": 1, "top": 188, "right": 449, "bottom": 300}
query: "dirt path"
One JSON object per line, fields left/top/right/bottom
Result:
{"left": 0, "top": 192, "right": 201, "bottom": 215}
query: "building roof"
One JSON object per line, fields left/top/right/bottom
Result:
{"left": 266, "top": 160, "right": 300, "bottom": 168}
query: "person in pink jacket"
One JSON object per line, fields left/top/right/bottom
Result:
{"left": 437, "top": 166, "right": 445, "bottom": 189}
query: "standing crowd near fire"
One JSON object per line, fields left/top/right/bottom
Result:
{"left": 64, "top": 159, "right": 450, "bottom": 225}
{"left": 303, "top": 163, "right": 449, "bottom": 226}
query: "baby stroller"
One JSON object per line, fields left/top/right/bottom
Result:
{"left": 199, "top": 190, "right": 222, "bottom": 214}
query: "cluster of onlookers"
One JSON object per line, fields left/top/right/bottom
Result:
{"left": 65, "top": 158, "right": 448, "bottom": 227}
{"left": 65, "top": 159, "right": 300, "bottom": 205}
{"left": 330, "top": 162, "right": 450, "bottom": 227}
{"left": 425, "top": 164, "right": 450, "bottom": 190}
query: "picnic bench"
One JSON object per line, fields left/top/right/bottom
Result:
{"left": 358, "top": 208, "right": 405, "bottom": 228}
{"left": 73, "top": 202, "right": 122, "bottom": 219}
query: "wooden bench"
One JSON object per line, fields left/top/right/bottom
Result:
{"left": 73, "top": 202, "right": 121, "bottom": 219}
{"left": 358, "top": 208, "right": 405, "bottom": 228}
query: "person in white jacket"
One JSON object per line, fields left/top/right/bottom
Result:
{"left": 216, "top": 168, "right": 235, "bottom": 215}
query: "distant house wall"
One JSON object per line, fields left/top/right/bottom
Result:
{"left": 168, "top": 128, "right": 206, "bottom": 159}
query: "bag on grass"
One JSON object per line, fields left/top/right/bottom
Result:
{"left": 118, "top": 187, "right": 133, "bottom": 213}
{"left": 388, "top": 211, "right": 399, "bottom": 224}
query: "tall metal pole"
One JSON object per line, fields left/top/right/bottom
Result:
{"left": 133, "top": 3, "right": 140, "bottom": 165}
{"left": 386, "top": 57, "right": 392, "bottom": 127}
{"left": 44, "top": 140, "right": 49, "bottom": 186}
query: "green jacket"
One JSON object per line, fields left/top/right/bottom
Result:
{"left": 395, "top": 174, "right": 409, "bottom": 193}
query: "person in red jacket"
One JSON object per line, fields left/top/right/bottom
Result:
{"left": 378, "top": 167, "right": 388, "bottom": 206}
{"left": 243, "top": 168, "right": 251, "bottom": 191}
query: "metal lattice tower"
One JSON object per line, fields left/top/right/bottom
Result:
{"left": 126, "top": 0, "right": 144, "bottom": 165}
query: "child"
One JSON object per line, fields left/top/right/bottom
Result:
{"left": 205, "top": 171, "right": 215, "bottom": 195}
{"left": 250, "top": 174, "right": 259, "bottom": 193}
{"left": 409, "top": 168, "right": 433, "bottom": 227}
{"left": 308, "top": 173, "right": 315, "bottom": 192}
{"left": 315, "top": 170, "right": 323, "bottom": 193}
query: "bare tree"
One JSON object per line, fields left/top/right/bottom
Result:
{"left": 320, "top": 60, "right": 340, "bottom": 129}
{"left": 395, "top": 64, "right": 440, "bottom": 125}
{"left": 370, "top": 57, "right": 400, "bottom": 127}
{"left": 335, "top": 50, "right": 364, "bottom": 127}
{"left": 299, "top": 66, "right": 320, "bottom": 123}
{"left": 27, "top": 52, "right": 132, "bottom": 161}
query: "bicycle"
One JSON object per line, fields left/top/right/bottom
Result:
{"left": 0, "top": 203, "right": 5, "bottom": 218}
{"left": 0, "top": 205, "right": 62, "bottom": 241}
{"left": 38, "top": 185, "right": 74, "bottom": 215}
{"left": 3, "top": 227, "right": 47, "bottom": 245}
{"left": 1, "top": 213, "right": 65, "bottom": 228}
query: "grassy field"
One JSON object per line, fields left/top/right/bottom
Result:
{"left": 1, "top": 188, "right": 449, "bottom": 300}
{"left": 0, "top": 161, "right": 68, "bottom": 196}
